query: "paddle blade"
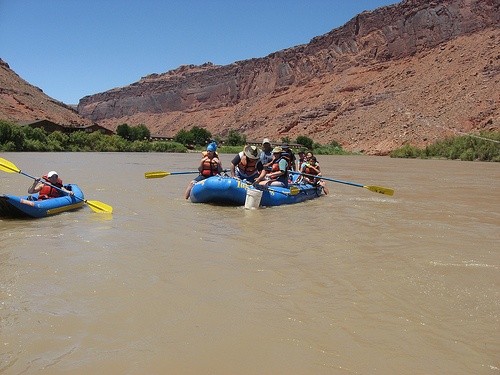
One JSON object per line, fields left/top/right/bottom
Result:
{"left": 85, "top": 200, "right": 113, "bottom": 213}
{"left": 0, "top": 157, "right": 21, "bottom": 174}
{"left": 289, "top": 186, "right": 300, "bottom": 195}
{"left": 364, "top": 185, "right": 394, "bottom": 196}
{"left": 145, "top": 171, "right": 170, "bottom": 179}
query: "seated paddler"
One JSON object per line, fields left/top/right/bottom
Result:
{"left": 258, "top": 146, "right": 290, "bottom": 187}
{"left": 230, "top": 145, "right": 266, "bottom": 184}
{"left": 184, "top": 142, "right": 223, "bottom": 199}
{"left": 28, "top": 170, "right": 74, "bottom": 200}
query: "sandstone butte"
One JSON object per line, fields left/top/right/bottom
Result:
{"left": 1, "top": 0, "right": 499, "bottom": 155}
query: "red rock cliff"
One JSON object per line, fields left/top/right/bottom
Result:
{"left": 77, "top": 0, "right": 499, "bottom": 154}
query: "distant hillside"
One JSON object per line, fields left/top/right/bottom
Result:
{"left": 0, "top": 59, "right": 93, "bottom": 127}
{"left": 1, "top": 0, "right": 498, "bottom": 154}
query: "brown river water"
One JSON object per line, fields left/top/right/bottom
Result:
{"left": 0, "top": 152, "right": 498, "bottom": 374}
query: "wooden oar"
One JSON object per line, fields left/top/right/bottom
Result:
{"left": 0, "top": 157, "right": 113, "bottom": 213}
{"left": 290, "top": 171, "right": 394, "bottom": 196}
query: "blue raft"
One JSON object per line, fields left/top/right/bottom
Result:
{"left": 0, "top": 184, "right": 85, "bottom": 218}
{"left": 189, "top": 176, "right": 322, "bottom": 207}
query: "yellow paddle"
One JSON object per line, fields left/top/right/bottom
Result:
{"left": 266, "top": 185, "right": 300, "bottom": 196}
{"left": 291, "top": 171, "right": 394, "bottom": 196}
{"left": 0, "top": 157, "right": 113, "bottom": 213}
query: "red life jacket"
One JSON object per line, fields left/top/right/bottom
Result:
{"left": 304, "top": 164, "right": 319, "bottom": 176}
{"left": 38, "top": 175, "right": 63, "bottom": 200}
{"left": 200, "top": 152, "right": 220, "bottom": 177}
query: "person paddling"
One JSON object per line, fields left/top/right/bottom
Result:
{"left": 28, "top": 170, "right": 74, "bottom": 200}
{"left": 299, "top": 155, "right": 329, "bottom": 194}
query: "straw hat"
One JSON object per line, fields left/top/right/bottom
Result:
{"left": 272, "top": 146, "right": 283, "bottom": 153}
{"left": 243, "top": 145, "right": 261, "bottom": 160}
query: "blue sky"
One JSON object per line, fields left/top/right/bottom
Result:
{"left": 0, "top": 0, "right": 399, "bottom": 105}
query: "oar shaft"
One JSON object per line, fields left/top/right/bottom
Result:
{"left": 169, "top": 171, "right": 200, "bottom": 175}
{"left": 145, "top": 169, "right": 230, "bottom": 179}
{"left": 292, "top": 171, "right": 363, "bottom": 187}
{"left": 171, "top": 169, "right": 230, "bottom": 175}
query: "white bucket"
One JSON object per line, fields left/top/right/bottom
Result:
{"left": 244, "top": 188, "right": 263, "bottom": 209}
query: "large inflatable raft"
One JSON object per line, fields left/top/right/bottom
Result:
{"left": 189, "top": 176, "right": 323, "bottom": 207}
{"left": 0, "top": 184, "right": 85, "bottom": 218}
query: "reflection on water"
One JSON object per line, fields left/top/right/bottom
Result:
{"left": 0, "top": 152, "right": 498, "bottom": 374}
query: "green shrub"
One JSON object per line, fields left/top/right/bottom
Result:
{"left": 0, "top": 121, "right": 25, "bottom": 150}
{"left": 219, "top": 145, "right": 244, "bottom": 154}
{"left": 151, "top": 141, "right": 186, "bottom": 152}
{"left": 390, "top": 144, "right": 423, "bottom": 158}
{"left": 392, "top": 132, "right": 499, "bottom": 161}
{"left": 23, "top": 127, "right": 48, "bottom": 143}
{"left": 1, "top": 141, "right": 17, "bottom": 151}
{"left": 313, "top": 141, "right": 348, "bottom": 155}
{"left": 24, "top": 138, "right": 49, "bottom": 151}
{"left": 281, "top": 136, "right": 291, "bottom": 144}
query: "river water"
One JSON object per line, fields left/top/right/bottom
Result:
{"left": 0, "top": 152, "right": 498, "bottom": 374}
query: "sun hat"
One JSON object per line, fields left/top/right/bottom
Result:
{"left": 47, "top": 171, "right": 58, "bottom": 178}
{"left": 272, "top": 146, "right": 283, "bottom": 153}
{"left": 262, "top": 138, "right": 270, "bottom": 144}
{"left": 206, "top": 142, "right": 217, "bottom": 152}
{"left": 243, "top": 145, "right": 261, "bottom": 160}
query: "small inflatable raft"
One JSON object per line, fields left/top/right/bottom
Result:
{"left": 0, "top": 184, "right": 85, "bottom": 218}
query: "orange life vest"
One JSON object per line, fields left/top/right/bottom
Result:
{"left": 238, "top": 155, "right": 258, "bottom": 175}
{"left": 304, "top": 164, "right": 319, "bottom": 176}
{"left": 38, "top": 175, "right": 63, "bottom": 200}
{"left": 200, "top": 152, "right": 220, "bottom": 177}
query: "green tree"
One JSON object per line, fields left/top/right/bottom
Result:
{"left": 47, "top": 131, "right": 69, "bottom": 151}
{"left": 116, "top": 123, "right": 132, "bottom": 140}
{"left": 23, "top": 126, "right": 48, "bottom": 143}
{"left": 129, "top": 124, "right": 150, "bottom": 141}
{"left": 174, "top": 129, "right": 194, "bottom": 146}
{"left": 68, "top": 131, "right": 93, "bottom": 151}
{"left": 190, "top": 126, "right": 212, "bottom": 146}
{"left": 225, "top": 129, "right": 246, "bottom": 146}
{"left": 174, "top": 126, "right": 211, "bottom": 146}
{"left": 296, "top": 135, "right": 314, "bottom": 150}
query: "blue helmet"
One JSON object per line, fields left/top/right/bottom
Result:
{"left": 207, "top": 142, "right": 217, "bottom": 152}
